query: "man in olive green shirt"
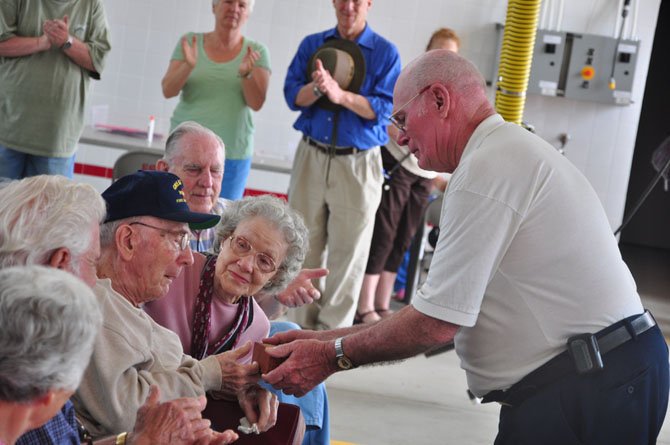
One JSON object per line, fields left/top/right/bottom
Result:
{"left": 0, "top": 0, "right": 111, "bottom": 179}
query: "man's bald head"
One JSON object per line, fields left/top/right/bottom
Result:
{"left": 392, "top": 50, "right": 495, "bottom": 173}
{"left": 394, "top": 49, "right": 487, "bottom": 106}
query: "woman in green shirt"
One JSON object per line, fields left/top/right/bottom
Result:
{"left": 162, "top": 0, "right": 270, "bottom": 199}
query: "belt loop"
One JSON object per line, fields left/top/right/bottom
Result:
{"left": 624, "top": 319, "right": 638, "bottom": 340}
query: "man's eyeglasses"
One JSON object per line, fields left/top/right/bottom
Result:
{"left": 388, "top": 85, "right": 431, "bottom": 134}
{"left": 129, "top": 222, "right": 191, "bottom": 252}
{"left": 227, "top": 235, "right": 278, "bottom": 274}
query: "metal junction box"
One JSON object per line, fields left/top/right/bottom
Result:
{"left": 527, "top": 30, "right": 567, "bottom": 97}
{"left": 562, "top": 33, "right": 639, "bottom": 105}
{"left": 492, "top": 25, "right": 640, "bottom": 106}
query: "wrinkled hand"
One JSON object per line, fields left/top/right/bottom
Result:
{"left": 181, "top": 35, "right": 198, "bottom": 68}
{"left": 214, "top": 342, "right": 261, "bottom": 397}
{"left": 192, "top": 430, "right": 239, "bottom": 445}
{"left": 43, "top": 15, "right": 69, "bottom": 48}
{"left": 262, "top": 339, "right": 335, "bottom": 397}
{"left": 263, "top": 327, "right": 323, "bottom": 346}
{"left": 238, "top": 45, "right": 260, "bottom": 78}
{"left": 131, "top": 385, "right": 220, "bottom": 445}
{"left": 237, "top": 386, "right": 278, "bottom": 433}
{"left": 312, "top": 58, "right": 346, "bottom": 104}
{"left": 275, "top": 268, "right": 328, "bottom": 308}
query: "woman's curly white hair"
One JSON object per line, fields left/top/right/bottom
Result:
{"left": 213, "top": 195, "right": 308, "bottom": 295}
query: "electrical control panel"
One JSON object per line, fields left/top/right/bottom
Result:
{"left": 491, "top": 25, "right": 640, "bottom": 106}
{"left": 527, "top": 30, "right": 567, "bottom": 97}
{"left": 562, "top": 33, "right": 639, "bottom": 105}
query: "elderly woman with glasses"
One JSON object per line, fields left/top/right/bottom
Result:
{"left": 145, "top": 195, "right": 330, "bottom": 444}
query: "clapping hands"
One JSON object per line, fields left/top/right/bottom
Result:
{"left": 42, "top": 15, "right": 70, "bottom": 48}
{"left": 238, "top": 45, "right": 260, "bottom": 78}
{"left": 181, "top": 35, "right": 198, "bottom": 68}
{"left": 311, "top": 58, "right": 346, "bottom": 104}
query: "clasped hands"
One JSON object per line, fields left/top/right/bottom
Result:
{"left": 41, "top": 15, "right": 71, "bottom": 49}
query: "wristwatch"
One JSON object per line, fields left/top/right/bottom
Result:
{"left": 334, "top": 337, "right": 354, "bottom": 370}
{"left": 61, "top": 35, "right": 73, "bottom": 51}
{"left": 312, "top": 83, "right": 324, "bottom": 98}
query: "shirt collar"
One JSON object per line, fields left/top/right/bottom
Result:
{"left": 325, "top": 23, "right": 374, "bottom": 50}
{"left": 458, "top": 114, "right": 505, "bottom": 164}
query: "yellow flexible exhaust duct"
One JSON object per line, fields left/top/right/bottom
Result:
{"left": 495, "top": 0, "right": 543, "bottom": 124}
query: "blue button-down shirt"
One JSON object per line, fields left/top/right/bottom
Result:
{"left": 16, "top": 400, "right": 80, "bottom": 445}
{"left": 284, "top": 24, "right": 401, "bottom": 150}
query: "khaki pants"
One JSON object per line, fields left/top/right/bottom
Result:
{"left": 287, "top": 138, "right": 383, "bottom": 329}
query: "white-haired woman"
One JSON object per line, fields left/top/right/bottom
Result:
{"left": 162, "top": 0, "right": 269, "bottom": 200}
{"left": 146, "top": 195, "right": 330, "bottom": 445}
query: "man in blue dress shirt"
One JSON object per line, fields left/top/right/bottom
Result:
{"left": 283, "top": 0, "right": 401, "bottom": 330}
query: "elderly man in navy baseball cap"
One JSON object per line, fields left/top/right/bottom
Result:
{"left": 72, "top": 170, "right": 277, "bottom": 439}
{"left": 102, "top": 170, "right": 220, "bottom": 230}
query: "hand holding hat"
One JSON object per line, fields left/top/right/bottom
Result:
{"left": 312, "top": 59, "right": 346, "bottom": 105}
{"left": 307, "top": 39, "right": 366, "bottom": 111}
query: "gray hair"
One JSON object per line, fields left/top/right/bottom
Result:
{"left": 212, "top": 0, "right": 255, "bottom": 13}
{"left": 163, "top": 121, "right": 225, "bottom": 166}
{"left": 99, "top": 217, "right": 142, "bottom": 249}
{"left": 0, "top": 175, "right": 106, "bottom": 269}
{"left": 213, "top": 195, "right": 308, "bottom": 295}
{"left": 0, "top": 266, "right": 102, "bottom": 402}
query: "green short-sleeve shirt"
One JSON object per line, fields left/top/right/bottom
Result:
{"left": 169, "top": 33, "right": 271, "bottom": 160}
{"left": 0, "top": 0, "right": 111, "bottom": 157}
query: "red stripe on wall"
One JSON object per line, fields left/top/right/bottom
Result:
{"left": 74, "top": 162, "right": 287, "bottom": 200}
{"left": 242, "top": 189, "right": 288, "bottom": 201}
{"left": 74, "top": 162, "right": 114, "bottom": 179}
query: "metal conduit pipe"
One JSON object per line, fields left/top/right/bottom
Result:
{"left": 494, "top": 0, "right": 543, "bottom": 124}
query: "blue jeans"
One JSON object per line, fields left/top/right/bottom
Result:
{"left": 0, "top": 144, "right": 75, "bottom": 179}
{"left": 494, "top": 323, "right": 669, "bottom": 444}
{"left": 263, "top": 321, "right": 330, "bottom": 445}
{"left": 221, "top": 157, "right": 252, "bottom": 200}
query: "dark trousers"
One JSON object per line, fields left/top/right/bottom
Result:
{"left": 494, "top": 325, "right": 669, "bottom": 445}
{"left": 365, "top": 146, "right": 432, "bottom": 274}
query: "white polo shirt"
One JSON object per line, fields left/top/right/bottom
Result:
{"left": 413, "top": 114, "right": 643, "bottom": 396}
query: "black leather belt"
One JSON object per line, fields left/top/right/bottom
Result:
{"left": 302, "top": 135, "right": 360, "bottom": 156}
{"left": 481, "top": 311, "right": 657, "bottom": 407}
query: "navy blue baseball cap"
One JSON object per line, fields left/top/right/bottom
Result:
{"left": 102, "top": 170, "right": 220, "bottom": 230}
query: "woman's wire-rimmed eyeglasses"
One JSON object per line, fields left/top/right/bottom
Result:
{"left": 227, "top": 235, "right": 278, "bottom": 273}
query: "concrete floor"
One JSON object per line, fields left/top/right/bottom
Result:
{"left": 326, "top": 243, "right": 670, "bottom": 444}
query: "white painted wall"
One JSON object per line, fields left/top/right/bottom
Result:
{"left": 90, "top": 0, "right": 661, "bottom": 228}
